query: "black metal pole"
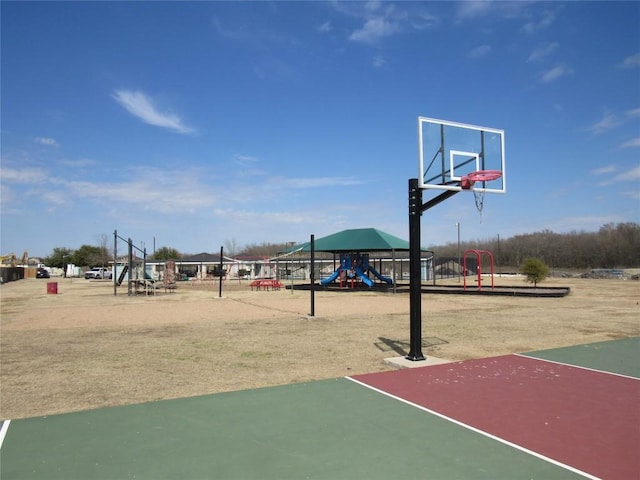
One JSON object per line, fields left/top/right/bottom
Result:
{"left": 219, "top": 246, "right": 224, "bottom": 298}
{"left": 309, "top": 234, "right": 315, "bottom": 317}
{"left": 127, "top": 238, "right": 133, "bottom": 296}
{"left": 113, "top": 230, "right": 117, "bottom": 296}
{"left": 407, "top": 178, "right": 425, "bottom": 361}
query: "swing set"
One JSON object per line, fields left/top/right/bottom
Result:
{"left": 462, "top": 249, "right": 496, "bottom": 291}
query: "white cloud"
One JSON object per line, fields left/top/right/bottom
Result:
{"left": 363, "top": 1, "right": 383, "bottom": 14}
{"left": 522, "top": 9, "right": 557, "bottom": 34}
{"left": 596, "top": 165, "right": 640, "bottom": 186}
{"left": 621, "top": 165, "right": 640, "bottom": 181}
{"left": 0, "top": 183, "right": 19, "bottom": 210}
{"left": 539, "top": 64, "right": 573, "bottom": 83}
{"left": 213, "top": 207, "right": 308, "bottom": 224}
{"left": 620, "top": 137, "right": 640, "bottom": 149}
{"left": 455, "top": 1, "right": 494, "bottom": 21}
{"left": 35, "top": 137, "right": 58, "bottom": 147}
{"left": 617, "top": 52, "right": 640, "bottom": 70}
{"left": 65, "top": 170, "right": 217, "bottom": 214}
{"left": 588, "top": 108, "right": 640, "bottom": 137}
{"left": 468, "top": 44, "right": 491, "bottom": 59}
{"left": 211, "top": 15, "right": 292, "bottom": 47}
{"left": 528, "top": 42, "right": 558, "bottom": 62}
{"left": 233, "top": 154, "right": 267, "bottom": 176}
{"left": 0, "top": 166, "right": 49, "bottom": 184}
{"left": 2, "top": 163, "right": 218, "bottom": 215}
{"left": 372, "top": 55, "right": 386, "bottom": 67}
{"left": 350, "top": 16, "right": 399, "bottom": 43}
{"left": 625, "top": 107, "right": 640, "bottom": 118}
{"left": 344, "top": 2, "right": 413, "bottom": 44}
{"left": 286, "top": 176, "right": 365, "bottom": 188}
{"left": 455, "top": 1, "right": 539, "bottom": 24}
{"left": 39, "top": 190, "right": 68, "bottom": 206}
{"left": 111, "top": 90, "right": 196, "bottom": 135}
{"left": 622, "top": 190, "right": 640, "bottom": 200}
{"left": 411, "top": 11, "right": 440, "bottom": 30}
{"left": 0, "top": 166, "right": 54, "bottom": 212}
{"left": 332, "top": 2, "right": 435, "bottom": 45}
{"left": 590, "top": 165, "right": 617, "bottom": 175}
{"left": 233, "top": 154, "right": 260, "bottom": 166}
{"left": 588, "top": 112, "right": 621, "bottom": 134}
{"left": 317, "top": 20, "right": 332, "bottom": 33}
{"left": 1, "top": 155, "right": 367, "bottom": 222}
{"left": 59, "top": 158, "right": 99, "bottom": 168}
{"left": 211, "top": 16, "right": 252, "bottom": 42}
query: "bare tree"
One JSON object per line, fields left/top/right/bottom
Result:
{"left": 427, "top": 222, "right": 639, "bottom": 269}
{"left": 240, "top": 242, "right": 291, "bottom": 257}
{"left": 225, "top": 238, "right": 239, "bottom": 257}
{"left": 95, "top": 234, "right": 112, "bottom": 268}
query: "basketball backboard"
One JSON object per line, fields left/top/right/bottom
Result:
{"left": 418, "top": 117, "right": 505, "bottom": 193}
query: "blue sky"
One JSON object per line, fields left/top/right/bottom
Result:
{"left": 1, "top": 1, "right": 639, "bottom": 257}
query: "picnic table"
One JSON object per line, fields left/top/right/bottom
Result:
{"left": 131, "top": 279, "right": 177, "bottom": 295}
{"left": 131, "top": 279, "right": 155, "bottom": 296}
{"left": 250, "top": 279, "right": 284, "bottom": 291}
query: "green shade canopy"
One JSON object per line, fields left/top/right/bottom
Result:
{"left": 282, "top": 228, "right": 415, "bottom": 253}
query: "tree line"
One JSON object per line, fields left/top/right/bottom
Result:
{"left": 42, "top": 222, "right": 639, "bottom": 270}
{"left": 430, "top": 222, "right": 639, "bottom": 269}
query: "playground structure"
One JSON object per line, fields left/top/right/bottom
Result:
{"left": 320, "top": 253, "right": 393, "bottom": 288}
{"left": 112, "top": 230, "right": 150, "bottom": 296}
{"left": 112, "top": 231, "right": 226, "bottom": 297}
{"left": 283, "top": 228, "right": 416, "bottom": 294}
{"left": 112, "top": 230, "right": 181, "bottom": 296}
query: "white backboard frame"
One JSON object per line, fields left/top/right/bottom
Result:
{"left": 418, "top": 116, "right": 506, "bottom": 193}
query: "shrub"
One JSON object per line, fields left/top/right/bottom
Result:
{"left": 520, "top": 258, "right": 550, "bottom": 287}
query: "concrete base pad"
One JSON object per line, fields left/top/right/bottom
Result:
{"left": 384, "top": 355, "right": 453, "bottom": 369}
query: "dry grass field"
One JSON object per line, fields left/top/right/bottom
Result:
{"left": 1, "top": 276, "right": 638, "bottom": 419}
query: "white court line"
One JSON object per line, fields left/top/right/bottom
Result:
{"left": 345, "top": 376, "right": 600, "bottom": 480}
{"left": 515, "top": 353, "right": 640, "bottom": 381}
{"left": 0, "top": 420, "right": 11, "bottom": 450}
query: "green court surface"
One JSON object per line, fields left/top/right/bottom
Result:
{"left": 523, "top": 336, "right": 640, "bottom": 378}
{"left": 1, "top": 337, "right": 637, "bottom": 479}
{"left": 1, "top": 379, "right": 583, "bottom": 480}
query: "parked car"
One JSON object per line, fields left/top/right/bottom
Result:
{"left": 36, "top": 267, "right": 50, "bottom": 278}
{"left": 84, "top": 267, "right": 112, "bottom": 279}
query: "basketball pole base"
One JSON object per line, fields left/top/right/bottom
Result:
{"left": 405, "top": 353, "right": 426, "bottom": 362}
{"left": 407, "top": 178, "right": 426, "bottom": 362}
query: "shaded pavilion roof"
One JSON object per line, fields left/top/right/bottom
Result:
{"left": 282, "top": 228, "right": 414, "bottom": 253}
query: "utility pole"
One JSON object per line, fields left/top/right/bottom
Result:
{"left": 457, "top": 222, "right": 461, "bottom": 281}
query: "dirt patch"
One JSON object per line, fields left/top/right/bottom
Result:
{"left": 1, "top": 276, "right": 638, "bottom": 419}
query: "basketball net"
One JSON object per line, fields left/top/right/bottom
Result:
{"left": 464, "top": 170, "right": 502, "bottom": 224}
{"left": 473, "top": 188, "right": 485, "bottom": 223}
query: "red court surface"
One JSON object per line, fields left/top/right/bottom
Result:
{"left": 351, "top": 354, "right": 640, "bottom": 480}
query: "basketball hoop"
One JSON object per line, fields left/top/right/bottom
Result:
{"left": 466, "top": 169, "right": 502, "bottom": 184}
{"left": 461, "top": 170, "right": 502, "bottom": 222}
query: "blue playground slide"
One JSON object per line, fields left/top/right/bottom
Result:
{"left": 368, "top": 266, "right": 393, "bottom": 284}
{"left": 320, "top": 269, "right": 341, "bottom": 285}
{"left": 354, "top": 267, "right": 374, "bottom": 287}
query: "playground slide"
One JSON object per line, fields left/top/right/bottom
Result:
{"left": 354, "top": 267, "right": 374, "bottom": 287}
{"left": 368, "top": 266, "right": 393, "bottom": 284}
{"left": 320, "top": 269, "right": 341, "bottom": 285}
